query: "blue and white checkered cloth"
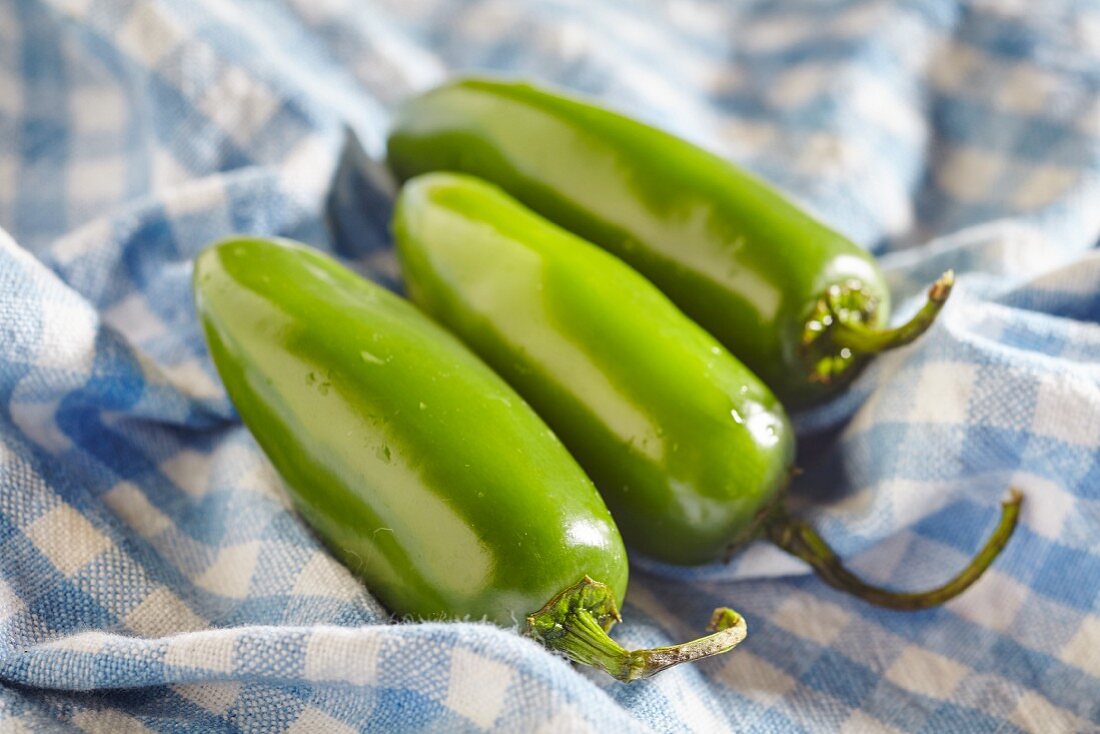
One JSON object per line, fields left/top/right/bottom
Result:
{"left": 1, "top": 0, "right": 1098, "bottom": 730}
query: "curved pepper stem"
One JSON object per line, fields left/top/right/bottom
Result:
{"left": 802, "top": 271, "right": 955, "bottom": 387}
{"left": 763, "top": 489, "right": 1022, "bottom": 610}
{"left": 527, "top": 576, "right": 747, "bottom": 682}
{"left": 830, "top": 270, "right": 955, "bottom": 355}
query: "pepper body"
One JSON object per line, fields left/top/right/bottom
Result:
{"left": 386, "top": 77, "right": 890, "bottom": 408}
{"left": 394, "top": 173, "right": 795, "bottom": 565}
{"left": 193, "top": 237, "right": 628, "bottom": 625}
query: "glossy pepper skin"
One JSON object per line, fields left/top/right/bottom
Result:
{"left": 394, "top": 173, "right": 795, "bottom": 566}
{"left": 193, "top": 237, "right": 747, "bottom": 681}
{"left": 393, "top": 174, "right": 1022, "bottom": 610}
{"left": 387, "top": 77, "right": 952, "bottom": 409}
{"left": 193, "top": 237, "right": 627, "bottom": 623}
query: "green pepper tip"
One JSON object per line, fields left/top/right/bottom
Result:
{"left": 707, "top": 606, "right": 743, "bottom": 632}
{"left": 929, "top": 269, "right": 955, "bottom": 303}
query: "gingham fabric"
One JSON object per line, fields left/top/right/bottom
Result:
{"left": 1, "top": 0, "right": 1098, "bottom": 731}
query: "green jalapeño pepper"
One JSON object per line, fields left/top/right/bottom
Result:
{"left": 393, "top": 173, "right": 1022, "bottom": 609}
{"left": 386, "top": 77, "right": 954, "bottom": 408}
{"left": 193, "top": 236, "right": 747, "bottom": 681}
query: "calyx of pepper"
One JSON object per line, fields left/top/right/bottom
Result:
{"left": 526, "top": 576, "right": 747, "bottom": 682}
{"left": 802, "top": 270, "right": 955, "bottom": 386}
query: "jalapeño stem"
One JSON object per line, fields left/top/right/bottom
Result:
{"left": 831, "top": 270, "right": 955, "bottom": 355}
{"left": 763, "top": 490, "right": 1022, "bottom": 610}
{"left": 527, "top": 577, "right": 747, "bottom": 682}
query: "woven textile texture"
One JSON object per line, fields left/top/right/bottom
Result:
{"left": 1, "top": 0, "right": 1098, "bottom": 731}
